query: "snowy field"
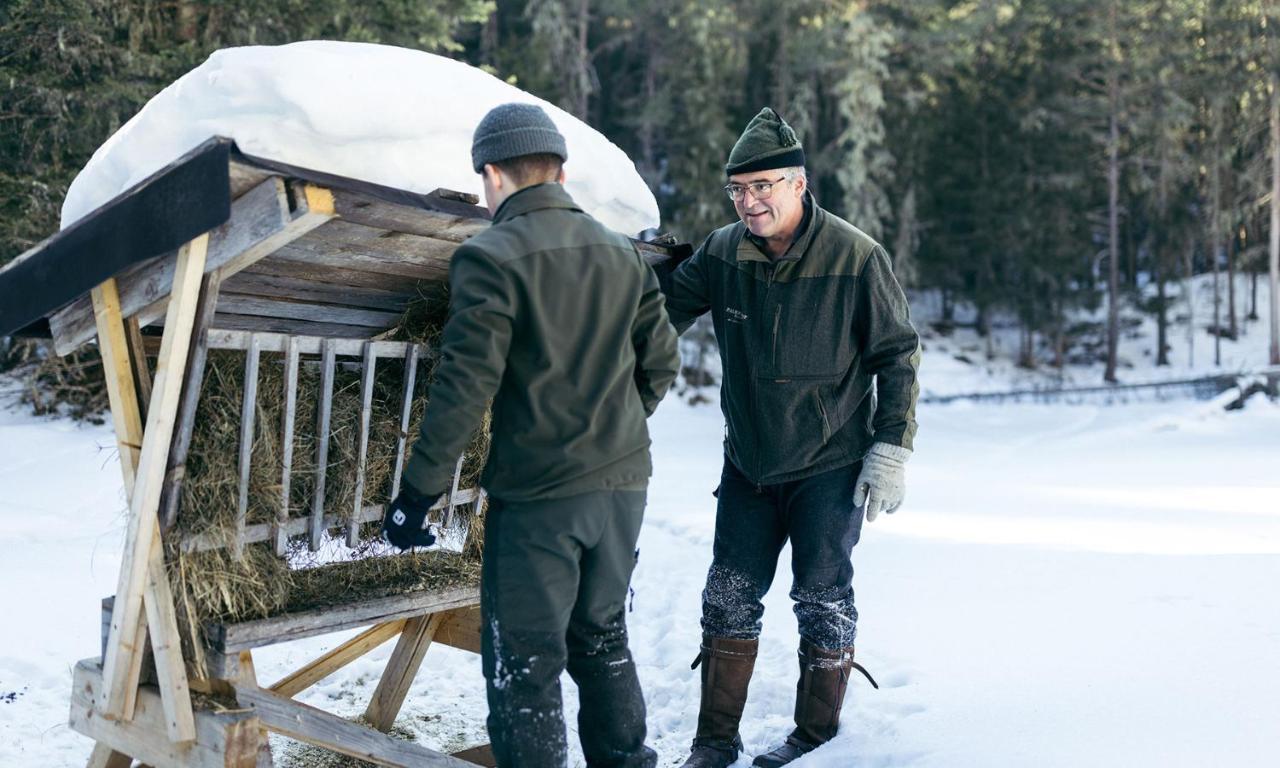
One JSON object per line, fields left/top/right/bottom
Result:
{"left": 2, "top": 348, "right": 1278, "bottom": 767}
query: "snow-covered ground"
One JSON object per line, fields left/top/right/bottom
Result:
{"left": 2, "top": 342, "right": 1278, "bottom": 766}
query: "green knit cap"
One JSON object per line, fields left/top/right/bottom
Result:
{"left": 725, "top": 107, "right": 805, "bottom": 176}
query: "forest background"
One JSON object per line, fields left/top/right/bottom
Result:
{"left": 2, "top": 0, "right": 1278, "bottom": 397}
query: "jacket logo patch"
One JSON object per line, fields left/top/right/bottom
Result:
{"left": 726, "top": 307, "right": 748, "bottom": 322}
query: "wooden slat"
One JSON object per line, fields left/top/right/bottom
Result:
{"left": 159, "top": 272, "right": 223, "bottom": 531}
{"left": 365, "top": 613, "right": 445, "bottom": 732}
{"left": 330, "top": 188, "right": 487, "bottom": 243}
{"left": 234, "top": 334, "right": 261, "bottom": 559}
{"left": 233, "top": 685, "right": 470, "bottom": 768}
{"left": 444, "top": 455, "right": 465, "bottom": 529}
{"left": 180, "top": 490, "right": 480, "bottom": 554}
{"left": 124, "top": 316, "right": 153, "bottom": 419}
{"left": 92, "top": 279, "right": 144, "bottom": 491}
{"left": 71, "top": 660, "right": 260, "bottom": 768}
{"left": 276, "top": 335, "right": 300, "bottom": 556}
{"left": 223, "top": 269, "right": 415, "bottom": 312}
{"left": 217, "top": 293, "right": 405, "bottom": 328}
{"left": 142, "top": 537, "right": 196, "bottom": 742}
{"left": 86, "top": 743, "right": 133, "bottom": 768}
{"left": 100, "top": 233, "right": 207, "bottom": 725}
{"left": 271, "top": 229, "right": 453, "bottom": 284}
{"left": 50, "top": 176, "right": 334, "bottom": 355}
{"left": 451, "top": 744, "right": 496, "bottom": 767}
{"left": 210, "top": 584, "right": 479, "bottom": 652}
{"left": 246, "top": 254, "right": 449, "bottom": 294}
{"left": 206, "top": 329, "right": 430, "bottom": 359}
{"left": 268, "top": 620, "right": 406, "bottom": 699}
{"left": 390, "top": 345, "right": 420, "bottom": 500}
{"left": 310, "top": 339, "right": 336, "bottom": 551}
{"left": 350, "top": 342, "right": 377, "bottom": 547}
{"left": 211, "top": 312, "right": 389, "bottom": 339}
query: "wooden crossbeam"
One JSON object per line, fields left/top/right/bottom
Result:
{"left": 364, "top": 613, "right": 445, "bottom": 732}
{"left": 99, "top": 234, "right": 208, "bottom": 732}
{"left": 268, "top": 620, "right": 406, "bottom": 699}
{"left": 234, "top": 685, "right": 470, "bottom": 768}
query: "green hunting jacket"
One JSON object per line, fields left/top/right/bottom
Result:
{"left": 403, "top": 182, "right": 680, "bottom": 502}
{"left": 661, "top": 196, "right": 920, "bottom": 485}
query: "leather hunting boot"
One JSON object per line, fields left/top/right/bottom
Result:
{"left": 752, "top": 641, "right": 878, "bottom": 767}
{"left": 678, "top": 635, "right": 758, "bottom": 768}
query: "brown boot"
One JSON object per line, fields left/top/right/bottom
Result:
{"left": 678, "top": 635, "right": 758, "bottom": 768}
{"left": 752, "top": 641, "right": 878, "bottom": 767}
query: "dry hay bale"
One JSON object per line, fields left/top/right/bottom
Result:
{"left": 167, "top": 296, "right": 491, "bottom": 673}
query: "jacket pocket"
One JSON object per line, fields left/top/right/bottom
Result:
{"left": 815, "top": 390, "right": 832, "bottom": 444}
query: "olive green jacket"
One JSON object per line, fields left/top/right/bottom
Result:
{"left": 661, "top": 196, "right": 920, "bottom": 485}
{"left": 403, "top": 183, "right": 680, "bottom": 501}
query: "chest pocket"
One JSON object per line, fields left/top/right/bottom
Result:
{"left": 770, "top": 278, "right": 857, "bottom": 378}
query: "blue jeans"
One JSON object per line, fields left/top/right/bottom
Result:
{"left": 701, "top": 457, "right": 864, "bottom": 649}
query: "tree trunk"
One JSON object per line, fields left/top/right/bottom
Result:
{"left": 1185, "top": 241, "right": 1196, "bottom": 368}
{"left": 1104, "top": 57, "right": 1121, "bottom": 382}
{"left": 1271, "top": 76, "right": 1280, "bottom": 366}
{"left": 1227, "top": 224, "right": 1238, "bottom": 339}
{"left": 1156, "top": 272, "right": 1169, "bottom": 366}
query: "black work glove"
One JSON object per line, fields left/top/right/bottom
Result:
{"left": 382, "top": 484, "right": 442, "bottom": 550}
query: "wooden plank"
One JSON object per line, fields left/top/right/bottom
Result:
{"left": 216, "top": 293, "right": 404, "bottom": 328}
{"left": 71, "top": 660, "right": 260, "bottom": 768}
{"left": 86, "top": 743, "right": 133, "bottom": 768}
{"left": 310, "top": 339, "right": 336, "bottom": 551}
{"left": 234, "top": 334, "right": 261, "bottom": 559}
{"left": 50, "top": 176, "right": 333, "bottom": 356}
{"left": 92, "top": 279, "right": 145, "bottom": 491}
{"left": 180, "top": 490, "right": 480, "bottom": 554}
{"left": 268, "top": 620, "right": 406, "bottom": 699}
{"left": 350, "top": 342, "right": 377, "bottom": 547}
{"left": 159, "top": 272, "right": 223, "bottom": 531}
{"left": 206, "top": 329, "right": 429, "bottom": 359}
{"left": 125, "top": 316, "right": 154, "bottom": 419}
{"left": 143, "top": 537, "right": 197, "bottom": 743}
{"left": 276, "top": 336, "right": 300, "bottom": 556}
{"left": 211, "top": 313, "right": 388, "bottom": 340}
{"left": 211, "top": 584, "right": 479, "bottom": 652}
{"left": 222, "top": 269, "right": 415, "bottom": 312}
{"left": 245, "top": 254, "right": 447, "bottom": 294}
{"left": 330, "top": 188, "right": 487, "bottom": 243}
{"left": 271, "top": 227, "right": 454, "bottom": 283}
{"left": 234, "top": 685, "right": 470, "bottom": 768}
{"left": 101, "top": 234, "right": 207, "bottom": 723}
{"left": 432, "top": 606, "right": 481, "bottom": 655}
{"left": 390, "top": 345, "right": 420, "bottom": 500}
{"left": 364, "top": 613, "right": 444, "bottom": 732}
{"left": 443, "top": 456, "right": 465, "bottom": 529}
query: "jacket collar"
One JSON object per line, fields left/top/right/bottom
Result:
{"left": 492, "top": 182, "right": 583, "bottom": 224}
{"left": 737, "top": 192, "right": 819, "bottom": 264}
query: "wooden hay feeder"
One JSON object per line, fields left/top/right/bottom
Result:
{"left": 0, "top": 137, "right": 687, "bottom": 768}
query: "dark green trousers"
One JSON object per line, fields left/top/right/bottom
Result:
{"left": 480, "top": 489, "right": 657, "bottom": 768}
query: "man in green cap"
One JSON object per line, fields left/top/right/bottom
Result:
{"left": 383, "top": 102, "right": 679, "bottom": 767}
{"left": 659, "top": 108, "right": 920, "bottom": 767}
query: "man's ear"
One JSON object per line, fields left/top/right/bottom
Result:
{"left": 483, "top": 163, "right": 504, "bottom": 191}
{"left": 793, "top": 171, "right": 807, "bottom": 197}
{"left": 556, "top": 166, "right": 567, "bottom": 185}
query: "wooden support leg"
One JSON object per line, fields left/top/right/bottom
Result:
{"left": 97, "top": 235, "right": 208, "bottom": 741}
{"left": 87, "top": 742, "right": 133, "bottom": 768}
{"left": 364, "top": 613, "right": 445, "bottom": 732}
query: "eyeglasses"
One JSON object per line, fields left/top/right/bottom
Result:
{"left": 723, "top": 176, "right": 789, "bottom": 202}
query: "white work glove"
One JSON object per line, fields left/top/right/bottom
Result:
{"left": 854, "top": 442, "right": 912, "bottom": 522}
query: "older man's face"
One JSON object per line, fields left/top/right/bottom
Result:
{"left": 730, "top": 169, "right": 805, "bottom": 242}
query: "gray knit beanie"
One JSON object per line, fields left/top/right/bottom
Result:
{"left": 471, "top": 103, "right": 568, "bottom": 173}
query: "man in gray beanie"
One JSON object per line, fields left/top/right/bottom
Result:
{"left": 385, "top": 102, "right": 678, "bottom": 767}
{"left": 658, "top": 108, "right": 920, "bottom": 767}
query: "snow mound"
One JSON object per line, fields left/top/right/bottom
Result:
{"left": 61, "top": 41, "right": 660, "bottom": 235}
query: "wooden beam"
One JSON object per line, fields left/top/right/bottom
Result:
{"left": 390, "top": 345, "right": 420, "bottom": 500}
{"left": 216, "top": 293, "right": 404, "bottom": 329}
{"left": 86, "top": 743, "right": 133, "bottom": 768}
{"left": 329, "top": 188, "right": 487, "bottom": 243}
{"left": 365, "top": 613, "right": 445, "bottom": 732}
{"left": 159, "top": 272, "right": 223, "bottom": 531}
{"left": 268, "top": 620, "right": 406, "bottom": 699}
{"left": 234, "top": 334, "right": 261, "bottom": 559}
{"left": 310, "top": 339, "right": 336, "bottom": 551}
{"left": 432, "top": 606, "right": 481, "bottom": 656}
{"left": 350, "top": 342, "right": 377, "bottom": 547}
{"left": 210, "top": 313, "right": 390, "bottom": 340}
{"left": 223, "top": 269, "right": 416, "bottom": 312}
{"left": 205, "top": 329, "right": 431, "bottom": 359}
{"left": 50, "top": 176, "right": 335, "bottom": 355}
{"left": 100, "top": 234, "right": 207, "bottom": 726}
{"left": 233, "top": 685, "right": 470, "bottom": 768}
{"left": 450, "top": 744, "right": 497, "bottom": 767}
{"left": 276, "top": 335, "right": 300, "bottom": 556}
{"left": 71, "top": 660, "right": 260, "bottom": 768}
{"left": 124, "top": 316, "right": 153, "bottom": 419}
{"left": 92, "top": 279, "right": 144, "bottom": 491}
{"left": 209, "top": 584, "right": 479, "bottom": 653}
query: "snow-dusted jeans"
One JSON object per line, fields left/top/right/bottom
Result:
{"left": 701, "top": 457, "right": 865, "bottom": 650}
{"left": 480, "top": 490, "right": 657, "bottom": 768}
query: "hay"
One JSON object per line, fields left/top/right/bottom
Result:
{"left": 167, "top": 294, "right": 492, "bottom": 674}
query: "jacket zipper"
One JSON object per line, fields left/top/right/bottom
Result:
{"left": 771, "top": 304, "right": 781, "bottom": 370}
{"left": 754, "top": 262, "right": 777, "bottom": 484}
